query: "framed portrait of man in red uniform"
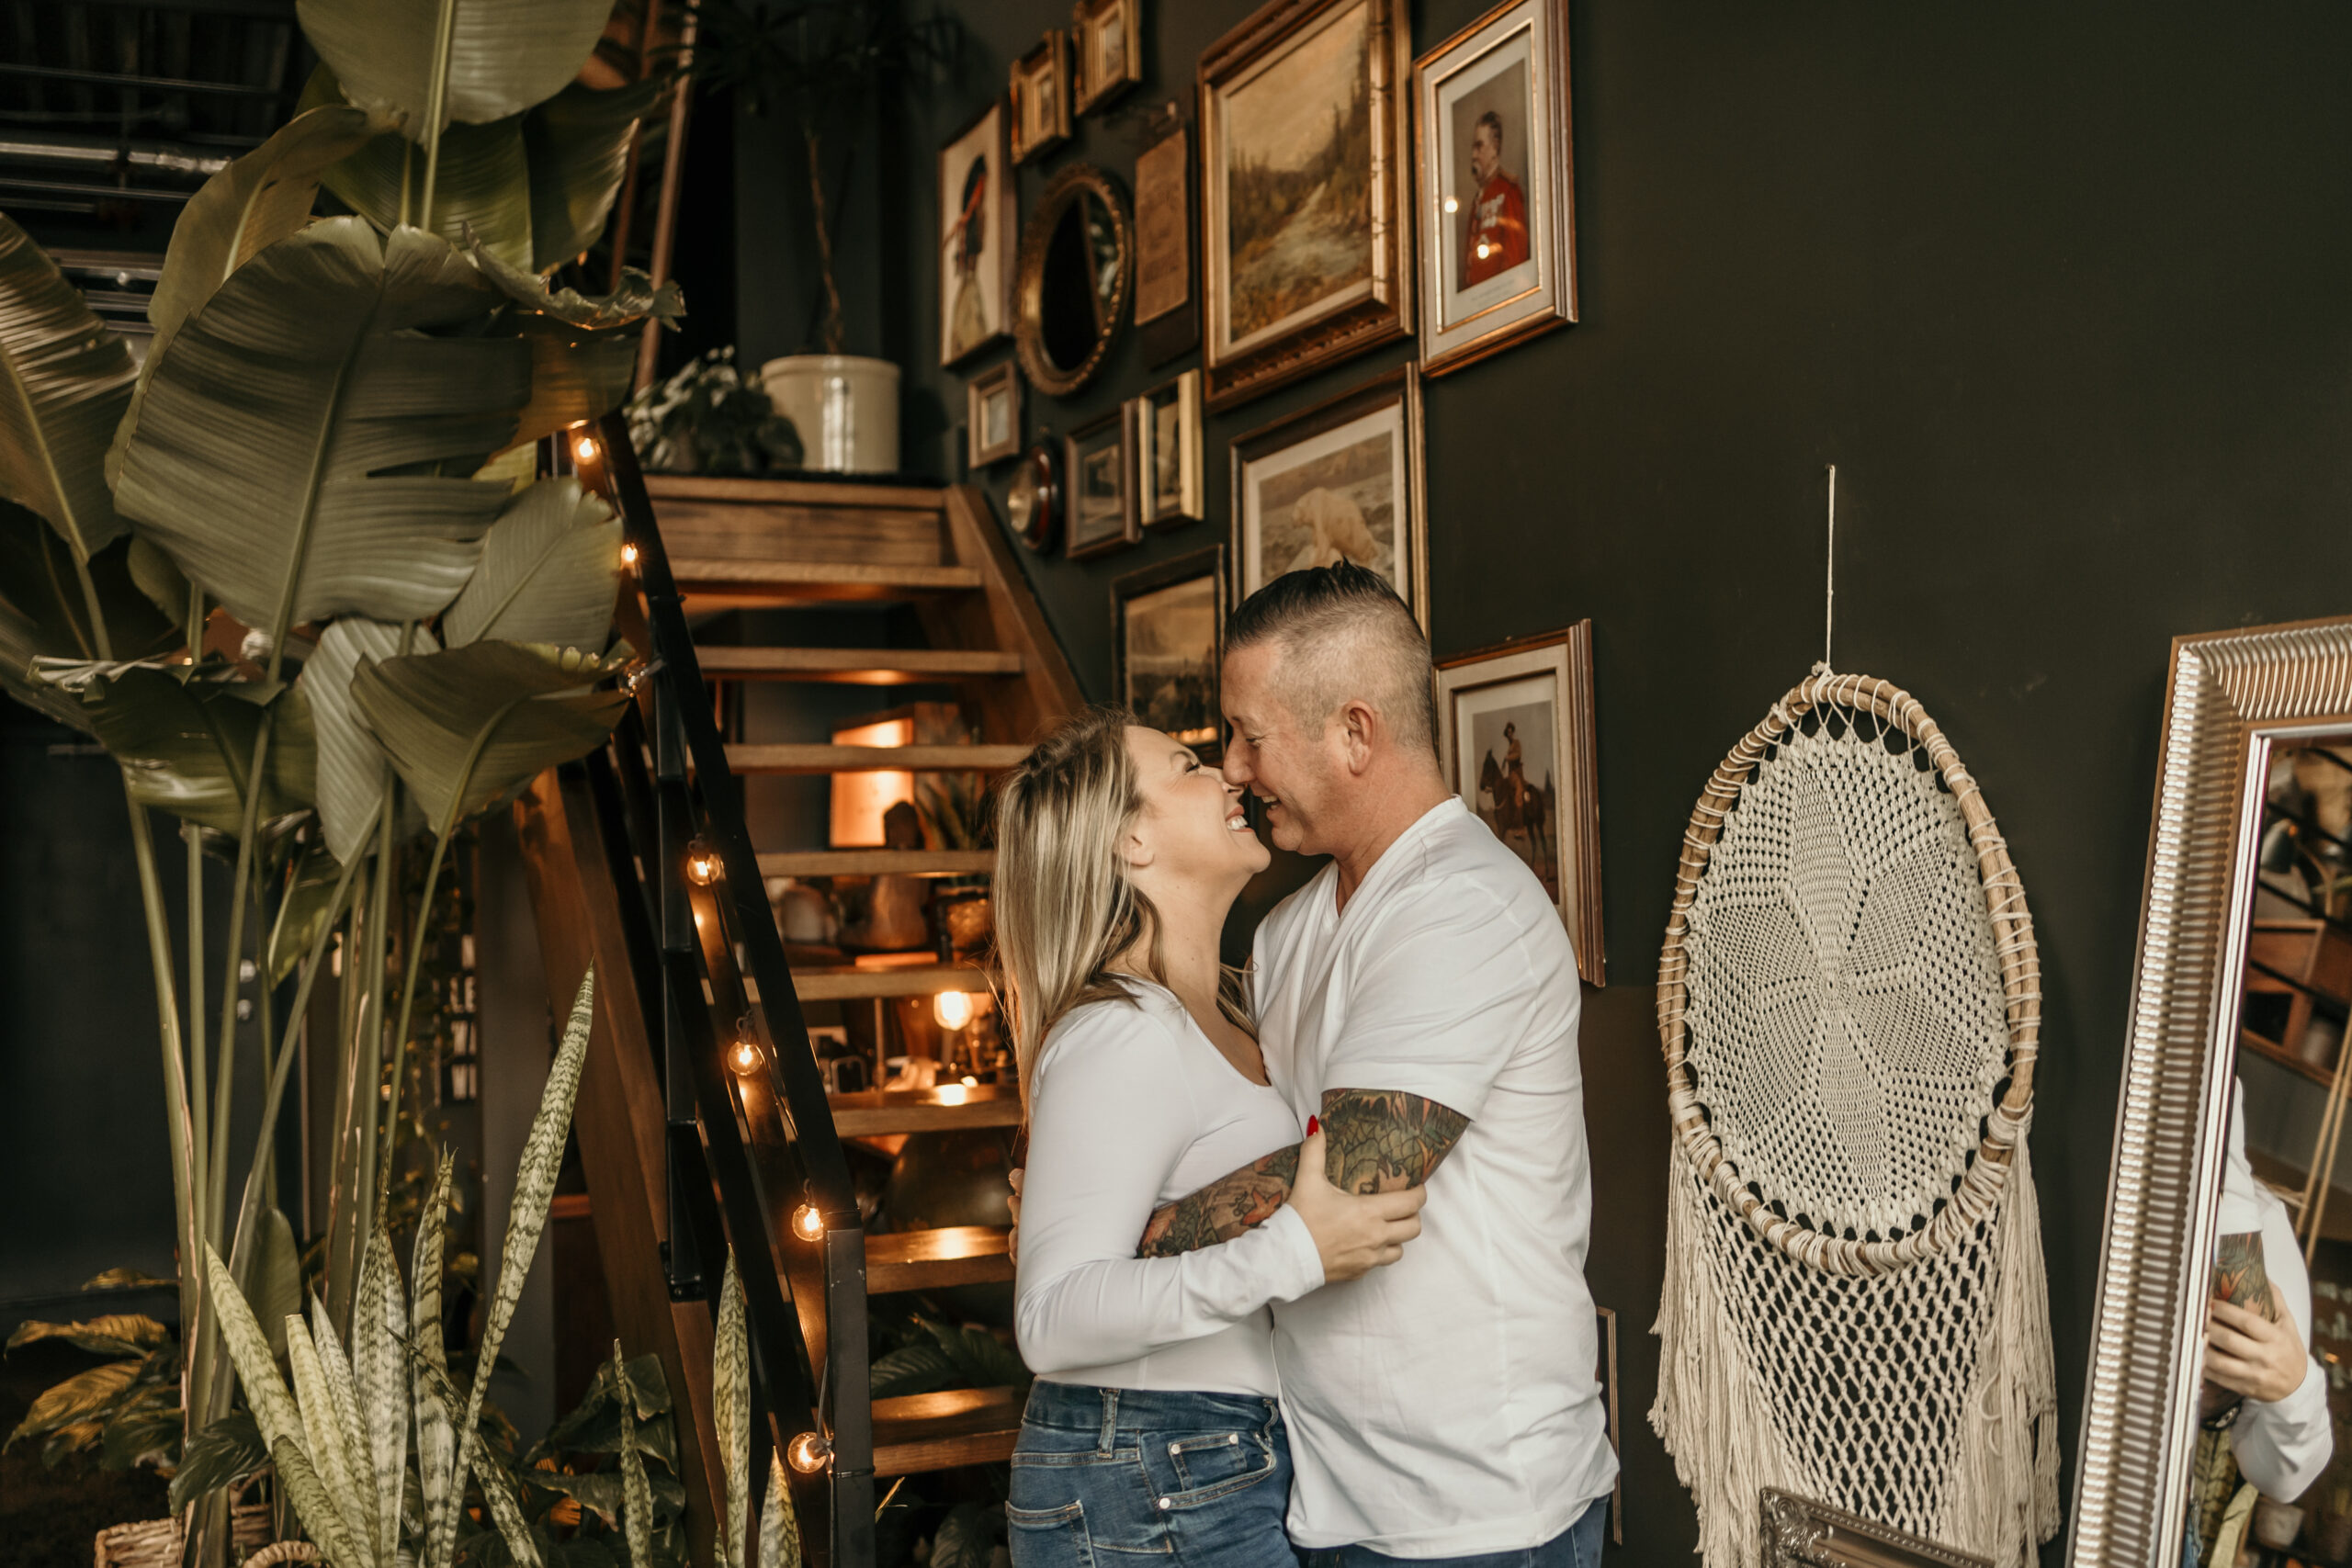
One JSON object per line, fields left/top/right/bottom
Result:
{"left": 1412, "top": 0, "right": 1577, "bottom": 375}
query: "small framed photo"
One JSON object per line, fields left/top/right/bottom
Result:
{"left": 1433, "top": 624, "right": 1604, "bottom": 985}
{"left": 967, "top": 360, "right": 1023, "bottom": 468}
{"left": 1064, "top": 409, "right": 1137, "bottom": 559}
{"left": 938, "top": 101, "right": 1016, "bottom": 367}
{"left": 1132, "top": 118, "right": 1192, "bottom": 326}
{"left": 1413, "top": 0, "right": 1577, "bottom": 375}
{"left": 1011, "top": 31, "right": 1072, "bottom": 164}
{"left": 1072, "top": 0, "right": 1142, "bottom": 116}
{"left": 1229, "top": 364, "right": 1424, "bottom": 626}
{"left": 1131, "top": 369, "right": 1203, "bottom": 527}
{"left": 1113, "top": 547, "right": 1227, "bottom": 754}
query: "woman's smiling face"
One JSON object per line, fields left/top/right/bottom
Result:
{"left": 1124, "top": 725, "right": 1270, "bottom": 888}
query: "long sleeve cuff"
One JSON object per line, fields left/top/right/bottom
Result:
{"left": 1258, "top": 1203, "right": 1328, "bottom": 1301}
{"left": 2237, "top": 1355, "right": 2334, "bottom": 1501}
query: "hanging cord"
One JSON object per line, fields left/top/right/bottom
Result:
{"left": 1814, "top": 463, "right": 1838, "bottom": 676}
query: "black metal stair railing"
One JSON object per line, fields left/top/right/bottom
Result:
{"left": 572, "top": 412, "right": 876, "bottom": 1567}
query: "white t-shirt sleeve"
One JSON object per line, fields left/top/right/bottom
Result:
{"left": 2232, "top": 1196, "right": 2333, "bottom": 1499}
{"left": 1013, "top": 1005, "right": 1325, "bottom": 1378}
{"left": 1321, "top": 877, "right": 1555, "bottom": 1122}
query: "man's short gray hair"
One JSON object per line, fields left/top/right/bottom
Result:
{"left": 1225, "top": 563, "right": 1436, "bottom": 755}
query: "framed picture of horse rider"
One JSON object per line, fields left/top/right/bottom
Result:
{"left": 1433, "top": 623, "right": 1604, "bottom": 985}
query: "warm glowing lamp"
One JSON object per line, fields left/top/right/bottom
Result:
{"left": 573, "top": 434, "right": 599, "bottom": 463}
{"left": 685, "top": 840, "right": 720, "bottom": 886}
{"left": 933, "top": 989, "right": 975, "bottom": 1032}
{"left": 786, "top": 1431, "right": 831, "bottom": 1472}
{"left": 792, "top": 1203, "right": 825, "bottom": 1241}
{"left": 1442, "top": 196, "right": 1459, "bottom": 213}
{"left": 728, "top": 1024, "right": 763, "bottom": 1075}
{"left": 620, "top": 542, "right": 639, "bottom": 569}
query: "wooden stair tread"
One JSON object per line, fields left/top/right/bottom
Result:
{"left": 724, "top": 743, "right": 1030, "bottom": 774}
{"left": 668, "top": 558, "right": 982, "bottom": 603}
{"left": 697, "top": 647, "right": 1023, "bottom": 683}
{"left": 873, "top": 1386, "right": 1023, "bottom": 1475}
{"left": 758, "top": 849, "right": 995, "bottom": 877}
{"left": 645, "top": 474, "right": 945, "bottom": 510}
{"left": 745, "top": 964, "right": 996, "bottom": 1003}
{"left": 830, "top": 1084, "right": 1023, "bottom": 1136}
{"left": 866, "top": 1226, "right": 1013, "bottom": 1294}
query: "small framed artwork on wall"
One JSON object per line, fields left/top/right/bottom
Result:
{"left": 939, "top": 101, "right": 1016, "bottom": 367}
{"left": 1413, "top": 0, "right": 1577, "bottom": 375}
{"left": 1012, "top": 32, "right": 1073, "bottom": 164}
{"left": 1229, "top": 364, "right": 1424, "bottom": 625}
{"left": 1114, "top": 547, "right": 1227, "bottom": 753}
{"left": 967, "top": 360, "right": 1023, "bottom": 468}
{"left": 1432, "top": 624, "right": 1604, "bottom": 985}
{"left": 1131, "top": 369, "right": 1203, "bottom": 526}
{"left": 1198, "top": 0, "right": 1413, "bottom": 410}
{"left": 1132, "top": 117, "right": 1198, "bottom": 364}
{"left": 1072, "top": 0, "right": 1142, "bottom": 116}
{"left": 1065, "top": 409, "right": 1138, "bottom": 558}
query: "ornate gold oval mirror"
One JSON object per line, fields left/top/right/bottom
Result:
{"left": 1014, "top": 163, "right": 1130, "bottom": 398}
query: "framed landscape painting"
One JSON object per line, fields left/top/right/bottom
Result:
{"left": 1065, "top": 409, "right": 1138, "bottom": 559}
{"left": 1413, "top": 0, "right": 1577, "bottom": 375}
{"left": 1073, "top": 0, "right": 1142, "bottom": 116}
{"left": 967, "top": 359, "right": 1022, "bottom": 468}
{"left": 1114, "top": 547, "right": 1227, "bottom": 753}
{"left": 939, "top": 101, "right": 1015, "bottom": 367}
{"left": 1133, "top": 369, "right": 1203, "bottom": 526}
{"left": 1197, "top": 0, "right": 1412, "bottom": 409}
{"left": 1433, "top": 624, "right": 1604, "bottom": 985}
{"left": 1229, "top": 364, "right": 1423, "bottom": 626}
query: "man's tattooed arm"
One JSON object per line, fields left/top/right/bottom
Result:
{"left": 1134, "top": 1088, "right": 1470, "bottom": 1258}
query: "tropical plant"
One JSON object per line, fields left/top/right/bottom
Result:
{"left": 3, "top": 1309, "right": 182, "bottom": 1472}
{"left": 623, "top": 348, "right": 802, "bottom": 476}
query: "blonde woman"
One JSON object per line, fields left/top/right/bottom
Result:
{"left": 995, "top": 708, "right": 1425, "bottom": 1566}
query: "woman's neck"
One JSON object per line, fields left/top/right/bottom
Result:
{"left": 1114, "top": 883, "right": 1231, "bottom": 1017}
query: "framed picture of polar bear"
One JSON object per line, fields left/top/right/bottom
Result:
{"left": 1228, "top": 364, "right": 1425, "bottom": 627}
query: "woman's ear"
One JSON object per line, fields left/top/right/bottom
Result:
{"left": 1118, "top": 818, "right": 1155, "bottom": 872}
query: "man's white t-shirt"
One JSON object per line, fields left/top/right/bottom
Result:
{"left": 1253, "top": 796, "right": 1618, "bottom": 1555}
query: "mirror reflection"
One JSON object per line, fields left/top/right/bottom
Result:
{"left": 2192, "top": 736, "right": 2352, "bottom": 1564}
{"left": 1016, "top": 164, "right": 1127, "bottom": 396}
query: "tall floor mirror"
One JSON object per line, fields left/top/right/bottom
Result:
{"left": 2075, "top": 617, "right": 2352, "bottom": 1568}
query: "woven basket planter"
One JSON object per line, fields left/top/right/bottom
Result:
{"left": 93, "top": 1503, "right": 276, "bottom": 1568}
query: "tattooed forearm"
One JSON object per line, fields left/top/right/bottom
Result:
{"left": 1136, "top": 1144, "right": 1300, "bottom": 1258}
{"left": 1319, "top": 1089, "right": 1469, "bottom": 1193}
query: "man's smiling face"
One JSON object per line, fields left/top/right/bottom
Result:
{"left": 1219, "top": 638, "right": 1338, "bottom": 856}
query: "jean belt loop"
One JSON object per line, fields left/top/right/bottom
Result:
{"left": 1098, "top": 1387, "right": 1118, "bottom": 1455}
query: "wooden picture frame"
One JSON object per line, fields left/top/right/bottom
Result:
{"left": 1432, "top": 624, "right": 1604, "bottom": 986}
{"left": 939, "top": 101, "right": 1017, "bottom": 368}
{"left": 1134, "top": 118, "right": 1193, "bottom": 326}
{"left": 1113, "top": 546, "right": 1227, "bottom": 753}
{"left": 1412, "top": 0, "right": 1577, "bottom": 375}
{"left": 1012, "top": 31, "right": 1073, "bottom": 164}
{"left": 1197, "top": 0, "right": 1413, "bottom": 411}
{"left": 1228, "top": 363, "right": 1424, "bottom": 626}
{"left": 1064, "top": 409, "right": 1138, "bottom": 559}
{"left": 1595, "top": 1305, "right": 1622, "bottom": 1547}
{"left": 967, "top": 360, "right": 1023, "bottom": 468}
{"left": 1132, "top": 369, "right": 1204, "bottom": 527}
{"left": 1072, "top": 0, "right": 1143, "bottom": 116}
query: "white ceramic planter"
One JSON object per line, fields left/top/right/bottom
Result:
{"left": 759, "top": 354, "right": 900, "bottom": 475}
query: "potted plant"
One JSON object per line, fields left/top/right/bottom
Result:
{"left": 693, "top": 1, "right": 959, "bottom": 476}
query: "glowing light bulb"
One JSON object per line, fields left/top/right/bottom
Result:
{"left": 1476, "top": 243, "right": 1490, "bottom": 260}
{"left": 792, "top": 1203, "right": 824, "bottom": 1241}
{"left": 959, "top": 1075, "right": 978, "bottom": 1088}
{"left": 685, "top": 840, "right": 719, "bottom": 886}
{"left": 933, "top": 989, "right": 975, "bottom": 1031}
{"left": 1442, "top": 196, "right": 1459, "bottom": 213}
{"left": 729, "top": 1029, "right": 762, "bottom": 1075}
{"left": 620, "top": 542, "right": 639, "bottom": 569}
{"left": 574, "top": 434, "right": 598, "bottom": 463}
{"left": 786, "top": 1430, "right": 831, "bottom": 1472}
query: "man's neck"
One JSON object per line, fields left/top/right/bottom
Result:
{"left": 1330, "top": 768, "right": 1453, "bottom": 911}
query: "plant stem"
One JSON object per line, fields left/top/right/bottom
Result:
{"left": 122, "top": 790, "right": 199, "bottom": 1381}
{"left": 185, "top": 821, "right": 208, "bottom": 1244}
{"left": 204, "top": 706, "right": 275, "bottom": 1251}
{"left": 802, "top": 120, "right": 845, "bottom": 355}
{"left": 416, "top": 0, "right": 461, "bottom": 231}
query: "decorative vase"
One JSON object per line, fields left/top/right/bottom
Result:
{"left": 759, "top": 354, "right": 899, "bottom": 475}
{"left": 932, "top": 884, "right": 992, "bottom": 961}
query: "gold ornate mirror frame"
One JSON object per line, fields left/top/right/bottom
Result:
{"left": 2070, "top": 614, "right": 2352, "bottom": 1567}
{"left": 1014, "top": 162, "right": 1131, "bottom": 398}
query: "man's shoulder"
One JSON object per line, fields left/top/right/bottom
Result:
{"left": 1364, "top": 811, "right": 1570, "bottom": 956}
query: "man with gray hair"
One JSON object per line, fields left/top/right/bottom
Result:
{"left": 1136, "top": 563, "right": 1615, "bottom": 1563}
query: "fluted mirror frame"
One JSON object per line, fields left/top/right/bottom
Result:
{"left": 2069, "top": 615, "right": 2352, "bottom": 1568}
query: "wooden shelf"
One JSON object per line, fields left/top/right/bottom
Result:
{"left": 828, "top": 1085, "right": 1023, "bottom": 1137}
{"left": 644, "top": 475, "right": 946, "bottom": 511}
{"left": 696, "top": 647, "right": 1022, "bottom": 685}
{"left": 2242, "top": 1028, "right": 2335, "bottom": 1089}
{"left": 865, "top": 1226, "right": 1013, "bottom": 1294}
{"left": 747, "top": 964, "right": 996, "bottom": 1003}
{"left": 724, "top": 744, "right": 1029, "bottom": 775}
{"left": 873, "top": 1386, "right": 1023, "bottom": 1475}
{"left": 758, "top": 850, "right": 995, "bottom": 879}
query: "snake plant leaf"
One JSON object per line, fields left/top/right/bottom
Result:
{"left": 200, "top": 1244, "right": 304, "bottom": 1458}
{"left": 300, "top": 617, "right": 437, "bottom": 863}
{"left": 350, "top": 640, "right": 626, "bottom": 831}
{"left": 435, "top": 965, "right": 594, "bottom": 1568}
{"left": 298, "top": 0, "right": 615, "bottom": 139}
{"left": 112, "top": 219, "right": 527, "bottom": 636}
{"left": 44, "top": 661, "right": 316, "bottom": 834}
{"left": 411, "top": 1157, "right": 455, "bottom": 1564}
{"left": 254, "top": 1206, "right": 302, "bottom": 1359}
{"left": 470, "top": 1435, "right": 548, "bottom": 1568}
{"left": 442, "top": 479, "right": 620, "bottom": 649}
{"left": 301, "top": 1300, "right": 380, "bottom": 1562}
{"left": 716, "top": 1253, "right": 749, "bottom": 1568}
{"left": 286, "top": 1314, "right": 376, "bottom": 1560}
{"left": 0, "top": 211, "right": 135, "bottom": 561}
{"left": 170, "top": 1411, "right": 267, "bottom": 1513}
{"left": 4, "top": 1314, "right": 168, "bottom": 1358}
{"left": 614, "top": 1342, "right": 655, "bottom": 1568}
{"left": 3, "top": 1359, "right": 138, "bottom": 1449}
{"left": 271, "top": 1434, "right": 367, "bottom": 1568}
{"left": 758, "top": 1452, "right": 801, "bottom": 1568}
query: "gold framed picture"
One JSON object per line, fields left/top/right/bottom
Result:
{"left": 1413, "top": 0, "right": 1577, "bottom": 375}
{"left": 1133, "top": 118, "right": 1193, "bottom": 327}
{"left": 967, "top": 360, "right": 1023, "bottom": 468}
{"left": 938, "top": 100, "right": 1016, "bottom": 368}
{"left": 1131, "top": 369, "right": 1203, "bottom": 527}
{"left": 1113, "top": 546, "right": 1227, "bottom": 753}
{"left": 1012, "top": 31, "right": 1073, "bottom": 164}
{"left": 1433, "top": 624, "right": 1604, "bottom": 985}
{"left": 1072, "top": 0, "right": 1142, "bottom": 116}
{"left": 1228, "top": 364, "right": 1424, "bottom": 626}
{"left": 1064, "top": 408, "right": 1138, "bottom": 559}
{"left": 1197, "top": 0, "right": 1412, "bottom": 411}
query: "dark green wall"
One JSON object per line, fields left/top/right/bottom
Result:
{"left": 728, "top": 2, "right": 2352, "bottom": 1556}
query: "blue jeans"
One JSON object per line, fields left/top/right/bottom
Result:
{"left": 1292, "top": 1496, "right": 1611, "bottom": 1568}
{"left": 1007, "top": 1382, "right": 1294, "bottom": 1568}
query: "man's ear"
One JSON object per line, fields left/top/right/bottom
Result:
{"left": 1336, "top": 699, "right": 1379, "bottom": 775}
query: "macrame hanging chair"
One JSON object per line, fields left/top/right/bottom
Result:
{"left": 1650, "top": 670, "right": 2060, "bottom": 1568}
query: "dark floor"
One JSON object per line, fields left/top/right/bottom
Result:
{"left": 0, "top": 1340, "right": 172, "bottom": 1566}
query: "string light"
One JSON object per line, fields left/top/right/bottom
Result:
{"left": 1476, "top": 243, "right": 1490, "bottom": 260}
{"left": 933, "top": 989, "right": 975, "bottom": 1031}
{"left": 1442, "top": 197, "right": 1459, "bottom": 213}
{"left": 728, "top": 1021, "right": 763, "bottom": 1075}
{"left": 685, "top": 840, "right": 719, "bottom": 886}
{"left": 786, "top": 1430, "right": 831, "bottom": 1472}
{"left": 573, "top": 433, "right": 599, "bottom": 464}
{"left": 620, "top": 542, "right": 639, "bottom": 569}
{"left": 792, "top": 1203, "right": 825, "bottom": 1241}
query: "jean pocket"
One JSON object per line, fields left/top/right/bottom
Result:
{"left": 1009, "top": 1452, "right": 1172, "bottom": 1555}
{"left": 1006, "top": 1498, "right": 1096, "bottom": 1568}
{"left": 1155, "top": 1427, "right": 1277, "bottom": 1502}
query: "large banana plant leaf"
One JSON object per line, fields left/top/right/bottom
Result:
{"left": 299, "top": 616, "right": 440, "bottom": 863}
{"left": 0, "top": 211, "right": 136, "bottom": 563}
{"left": 350, "top": 640, "right": 626, "bottom": 831}
{"left": 297, "top": 0, "right": 616, "bottom": 141}
{"left": 111, "top": 219, "right": 528, "bottom": 637}
{"left": 465, "top": 242, "right": 678, "bottom": 450}
{"left": 43, "top": 661, "right": 316, "bottom": 834}
{"left": 443, "top": 479, "right": 621, "bottom": 649}
{"left": 0, "top": 501, "right": 178, "bottom": 729}
{"left": 304, "top": 66, "right": 663, "bottom": 275}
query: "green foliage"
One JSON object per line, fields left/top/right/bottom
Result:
{"left": 623, "top": 349, "right": 801, "bottom": 477}
{"left": 927, "top": 1501, "right": 1006, "bottom": 1568}
{"left": 869, "top": 1317, "right": 1031, "bottom": 1402}
{"left": 3, "top": 1321, "right": 182, "bottom": 1473}
{"left": 171, "top": 1413, "right": 267, "bottom": 1513}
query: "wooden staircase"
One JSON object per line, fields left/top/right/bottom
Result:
{"left": 514, "top": 447, "right": 1079, "bottom": 1566}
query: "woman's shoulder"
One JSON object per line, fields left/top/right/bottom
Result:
{"left": 1034, "top": 983, "right": 1189, "bottom": 1082}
